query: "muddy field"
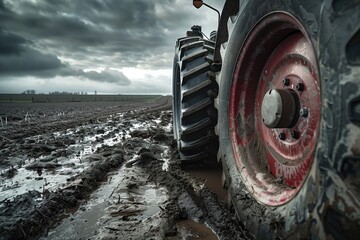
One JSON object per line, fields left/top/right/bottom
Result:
{"left": 0, "top": 97, "right": 248, "bottom": 240}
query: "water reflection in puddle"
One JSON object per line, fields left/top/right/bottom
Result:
{"left": 177, "top": 219, "right": 219, "bottom": 240}
{"left": 161, "top": 148, "right": 170, "bottom": 171}
{"left": 188, "top": 168, "right": 228, "bottom": 203}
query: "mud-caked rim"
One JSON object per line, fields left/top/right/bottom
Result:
{"left": 229, "top": 12, "right": 321, "bottom": 206}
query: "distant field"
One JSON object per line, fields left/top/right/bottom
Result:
{"left": 0, "top": 94, "right": 162, "bottom": 103}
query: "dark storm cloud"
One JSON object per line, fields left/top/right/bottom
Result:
{"left": 83, "top": 69, "right": 130, "bottom": 84}
{"left": 0, "top": 0, "right": 222, "bottom": 92}
{"left": 0, "top": 28, "right": 131, "bottom": 85}
{"left": 0, "top": 28, "right": 28, "bottom": 55}
{"left": 0, "top": 0, "right": 7, "bottom": 11}
{"left": 0, "top": 28, "right": 64, "bottom": 76}
{"left": 0, "top": 48, "right": 63, "bottom": 76}
{"left": 0, "top": 0, "right": 197, "bottom": 67}
{"left": 0, "top": 0, "right": 173, "bottom": 47}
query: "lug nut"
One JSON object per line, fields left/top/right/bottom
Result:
{"left": 283, "top": 78, "right": 290, "bottom": 86}
{"left": 300, "top": 108, "right": 308, "bottom": 117}
{"left": 296, "top": 83, "right": 304, "bottom": 91}
{"left": 278, "top": 132, "right": 286, "bottom": 140}
{"left": 291, "top": 131, "right": 299, "bottom": 139}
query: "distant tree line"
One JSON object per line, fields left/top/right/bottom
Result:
{"left": 21, "top": 90, "right": 89, "bottom": 95}
{"left": 21, "top": 90, "right": 36, "bottom": 94}
{"left": 49, "top": 91, "right": 88, "bottom": 95}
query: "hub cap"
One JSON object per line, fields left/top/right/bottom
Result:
{"left": 229, "top": 13, "right": 321, "bottom": 205}
{"left": 261, "top": 89, "right": 299, "bottom": 128}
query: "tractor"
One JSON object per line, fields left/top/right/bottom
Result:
{"left": 172, "top": 0, "right": 360, "bottom": 239}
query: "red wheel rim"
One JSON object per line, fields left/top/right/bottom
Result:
{"left": 229, "top": 12, "right": 321, "bottom": 205}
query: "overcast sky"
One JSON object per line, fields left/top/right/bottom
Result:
{"left": 0, "top": 0, "right": 224, "bottom": 95}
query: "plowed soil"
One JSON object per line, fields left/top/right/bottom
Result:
{"left": 0, "top": 96, "right": 248, "bottom": 240}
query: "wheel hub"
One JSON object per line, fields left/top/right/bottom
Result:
{"left": 261, "top": 89, "right": 299, "bottom": 128}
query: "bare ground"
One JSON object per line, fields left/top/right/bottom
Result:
{"left": 0, "top": 97, "right": 248, "bottom": 240}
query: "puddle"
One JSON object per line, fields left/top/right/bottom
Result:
{"left": 141, "top": 188, "right": 167, "bottom": 218}
{"left": 161, "top": 147, "right": 170, "bottom": 171}
{"left": 0, "top": 166, "right": 76, "bottom": 202}
{"left": 188, "top": 168, "right": 228, "bottom": 203}
{"left": 177, "top": 219, "right": 219, "bottom": 240}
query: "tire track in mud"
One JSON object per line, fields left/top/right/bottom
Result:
{"left": 137, "top": 147, "right": 249, "bottom": 240}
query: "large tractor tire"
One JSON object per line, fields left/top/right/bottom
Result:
{"left": 173, "top": 36, "right": 218, "bottom": 163}
{"left": 218, "top": 0, "right": 360, "bottom": 239}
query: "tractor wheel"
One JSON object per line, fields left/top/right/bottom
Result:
{"left": 173, "top": 36, "right": 218, "bottom": 163}
{"left": 218, "top": 0, "right": 360, "bottom": 239}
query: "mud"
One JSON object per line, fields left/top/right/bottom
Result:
{"left": 0, "top": 97, "right": 248, "bottom": 240}
{"left": 188, "top": 168, "right": 228, "bottom": 203}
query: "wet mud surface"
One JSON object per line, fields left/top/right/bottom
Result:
{"left": 0, "top": 97, "right": 248, "bottom": 240}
